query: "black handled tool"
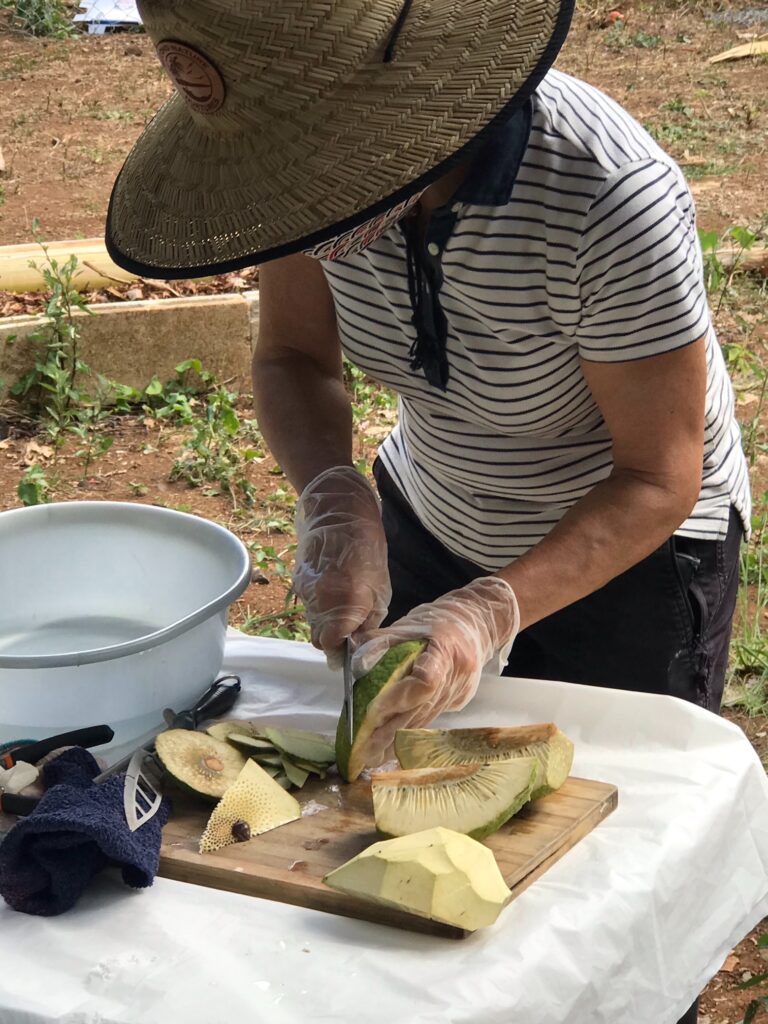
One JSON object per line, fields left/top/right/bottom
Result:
{"left": 0, "top": 725, "right": 115, "bottom": 770}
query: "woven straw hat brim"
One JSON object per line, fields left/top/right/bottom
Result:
{"left": 107, "top": 0, "right": 574, "bottom": 279}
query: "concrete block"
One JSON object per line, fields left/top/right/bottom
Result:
{"left": 0, "top": 293, "right": 260, "bottom": 401}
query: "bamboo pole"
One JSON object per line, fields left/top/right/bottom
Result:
{"left": 0, "top": 238, "right": 137, "bottom": 293}
{"left": 0, "top": 238, "right": 764, "bottom": 296}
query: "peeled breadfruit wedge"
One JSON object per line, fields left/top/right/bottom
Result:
{"left": 323, "top": 826, "right": 512, "bottom": 931}
{"left": 155, "top": 730, "right": 247, "bottom": 801}
{"left": 335, "top": 639, "right": 427, "bottom": 782}
{"left": 372, "top": 759, "right": 538, "bottom": 841}
{"left": 394, "top": 723, "right": 574, "bottom": 800}
{"left": 199, "top": 759, "right": 301, "bottom": 854}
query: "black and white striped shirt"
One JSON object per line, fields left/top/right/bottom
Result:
{"left": 322, "top": 70, "right": 751, "bottom": 570}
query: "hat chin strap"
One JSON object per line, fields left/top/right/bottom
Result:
{"left": 383, "top": 0, "right": 414, "bottom": 63}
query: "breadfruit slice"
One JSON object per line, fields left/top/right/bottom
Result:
{"left": 262, "top": 727, "right": 336, "bottom": 766}
{"left": 155, "top": 730, "right": 246, "bottom": 801}
{"left": 335, "top": 640, "right": 427, "bottom": 782}
{"left": 372, "top": 760, "right": 537, "bottom": 841}
{"left": 199, "top": 759, "right": 301, "bottom": 854}
{"left": 205, "top": 720, "right": 258, "bottom": 743}
{"left": 323, "top": 826, "right": 512, "bottom": 931}
{"left": 394, "top": 724, "right": 574, "bottom": 800}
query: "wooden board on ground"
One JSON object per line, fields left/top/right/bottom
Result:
{"left": 159, "top": 774, "right": 618, "bottom": 939}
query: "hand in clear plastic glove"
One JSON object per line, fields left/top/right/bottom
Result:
{"left": 350, "top": 576, "right": 520, "bottom": 769}
{"left": 293, "top": 466, "right": 392, "bottom": 669}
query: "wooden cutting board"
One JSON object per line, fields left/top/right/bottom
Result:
{"left": 159, "top": 773, "right": 618, "bottom": 939}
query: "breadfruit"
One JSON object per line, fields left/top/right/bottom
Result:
{"left": 335, "top": 640, "right": 427, "bottom": 782}
{"left": 199, "top": 759, "right": 301, "bottom": 854}
{"left": 394, "top": 724, "right": 574, "bottom": 800}
{"left": 372, "top": 759, "right": 537, "bottom": 841}
{"left": 155, "top": 730, "right": 246, "bottom": 801}
{"left": 323, "top": 826, "right": 512, "bottom": 931}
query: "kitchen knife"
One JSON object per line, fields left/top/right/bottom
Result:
{"left": 95, "top": 674, "right": 243, "bottom": 831}
{"left": 343, "top": 638, "right": 354, "bottom": 745}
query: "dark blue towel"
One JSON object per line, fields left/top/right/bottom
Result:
{"left": 0, "top": 747, "right": 171, "bottom": 916}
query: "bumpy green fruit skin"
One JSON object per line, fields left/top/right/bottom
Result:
{"left": 335, "top": 640, "right": 427, "bottom": 782}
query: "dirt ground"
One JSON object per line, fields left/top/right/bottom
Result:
{"left": 1, "top": 1, "right": 767, "bottom": 1019}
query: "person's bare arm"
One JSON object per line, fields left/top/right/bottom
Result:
{"left": 496, "top": 338, "right": 707, "bottom": 630}
{"left": 253, "top": 253, "right": 352, "bottom": 492}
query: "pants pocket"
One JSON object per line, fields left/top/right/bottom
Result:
{"left": 668, "top": 541, "right": 710, "bottom": 707}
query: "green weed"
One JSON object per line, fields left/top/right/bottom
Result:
{"left": 726, "top": 500, "right": 768, "bottom": 717}
{"left": 165, "top": 359, "right": 263, "bottom": 509}
{"left": 238, "top": 603, "right": 311, "bottom": 643}
{"left": 738, "top": 933, "right": 768, "bottom": 1023}
{"left": 344, "top": 359, "right": 397, "bottom": 424}
{"left": 17, "top": 464, "right": 51, "bottom": 506}
{"left": 2, "top": 0, "right": 75, "bottom": 37}
{"left": 699, "top": 224, "right": 759, "bottom": 311}
{"left": 9, "top": 223, "right": 119, "bottom": 486}
{"left": 605, "top": 24, "right": 663, "bottom": 51}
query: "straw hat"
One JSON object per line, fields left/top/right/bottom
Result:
{"left": 106, "top": 0, "right": 574, "bottom": 279}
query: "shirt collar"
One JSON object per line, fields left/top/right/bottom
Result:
{"left": 453, "top": 98, "right": 532, "bottom": 206}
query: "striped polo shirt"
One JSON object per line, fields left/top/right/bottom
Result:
{"left": 322, "top": 69, "right": 751, "bottom": 571}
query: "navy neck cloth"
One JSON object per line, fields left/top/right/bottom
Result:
{"left": 401, "top": 99, "right": 533, "bottom": 391}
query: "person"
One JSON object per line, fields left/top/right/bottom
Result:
{"left": 106, "top": 2, "right": 750, "bottom": 1021}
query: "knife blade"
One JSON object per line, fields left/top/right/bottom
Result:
{"left": 343, "top": 638, "right": 354, "bottom": 745}
{"left": 94, "top": 674, "right": 242, "bottom": 830}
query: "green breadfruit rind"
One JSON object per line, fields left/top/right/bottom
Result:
{"left": 262, "top": 727, "right": 336, "bottom": 766}
{"left": 335, "top": 640, "right": 428, "bottom": 782}
{"left": 205, "top": 720, "right": 258, "bottom": 743}
{"left": 372, "top": 760, "right": 538, "bottom": 842}
{"left": 394, "top": 725, "right": 574, "bottom": 801}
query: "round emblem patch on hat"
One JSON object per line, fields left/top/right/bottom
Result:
{"left": 156, "top": 41, "right": 225, "bottom": 114}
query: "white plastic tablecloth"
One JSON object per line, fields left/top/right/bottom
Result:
{"left": 0, "top": 632, "right": 766, "bottom": 1024}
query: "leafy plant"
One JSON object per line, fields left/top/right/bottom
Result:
{"left": 17, "top": 464, "right": 51, "bottom": 506}
{"left": 2, "top": 0, "right": 75, "bottom": 37}
{"left": 738, "top": 933, "right": 768, "bottom": 1023}
{"left": 248, "top": 543, "right": 295, "bottom": 582}
{"left": 9, "top": 223, "right": 120, "bottom": 487}
{"left": 344, "top": 359, "right": 397, "bottom": 424}
{"left": 726, "top": 500, "right": 768, "bottom": 717}
{"left": 605, "top": 23, "right": 663, "bottom": 51}
{"left": 168, "top": 359, "right": 263, "bottom": 509}
{"left": 238, "top": 603, "right": 311, "bottom": 643}
{"left": 699, "top": 224, "right": 759, "bottom": 314}
{"left": 12, "top": 224, "right": 91, "bottom": 440}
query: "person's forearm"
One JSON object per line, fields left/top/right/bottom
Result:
{"left": 252, "top": 351, "right": 354, "bottom": 493}
{"left": 495, "top": 469, "right": 699, "bottom": 631}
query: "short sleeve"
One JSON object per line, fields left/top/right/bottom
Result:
{"left": 575, "top": 159, "right": 710, "bottom": 362}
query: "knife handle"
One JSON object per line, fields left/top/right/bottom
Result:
{"left": 1, "top": 725, "right": 115, "bottom": 768}
{"left": 170, "top": 675, "right": 242, "bottom": 730}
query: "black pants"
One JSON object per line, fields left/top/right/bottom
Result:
{"left": 374, "top": 458, "right": 744, "bottom": 1022}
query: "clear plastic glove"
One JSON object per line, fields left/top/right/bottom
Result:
{"left": 350, "top": 576, "right": 520, "bottom": 768}
{"left": 293, "top": 466, "right": 392, "bottom": 669}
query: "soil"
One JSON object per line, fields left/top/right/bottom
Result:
{"left": 1, "top": 1, "right": 767, "bottom": 1019}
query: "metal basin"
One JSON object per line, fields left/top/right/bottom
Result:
{"left": 0, "top": 501, "right": 251, "bottom": 759}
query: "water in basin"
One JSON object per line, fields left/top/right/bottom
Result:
{"left": 0, "top": 615, "right": 160, "bottom": 658}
